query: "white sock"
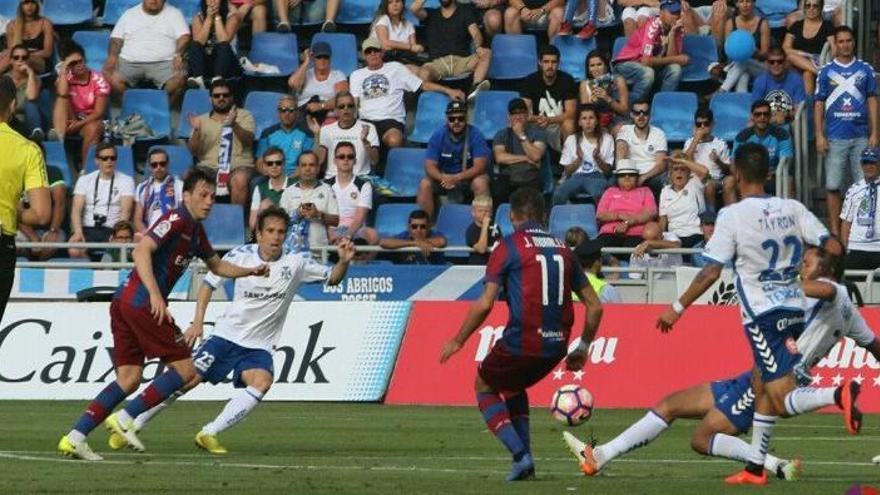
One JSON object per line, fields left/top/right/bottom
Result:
{"left": 133, "top": 391, "right": 183, "bottom": 431}
{"left": 709, "top": 433, "right": 783, "bottom": 473}
{"left": 67, "top": 429, "right": 86, "bottom": 443}
{"left": 747, "top": 413, "right": 776, "bottom": 466}
{"left": 784, "top": 387, "right": 837, "bottom": 416}
{"left": 115, "top": 409, "right": 133, "bottom": 425}
{"left": 594, "top": 410, "right": 669, "bottom": 469}
{"left": 202, "top": 386, "right": 263, "bottom": 435}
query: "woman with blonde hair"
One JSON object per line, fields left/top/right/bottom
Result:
{"left": 1, "top": 0, "right": 54, "bottom": 74}
{"left": 369, "top": 0, "right": 422, "bottom": 65}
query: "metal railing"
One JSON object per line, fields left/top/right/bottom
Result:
{"left": 791, "top": 101, "right": 809, "bottom": 206}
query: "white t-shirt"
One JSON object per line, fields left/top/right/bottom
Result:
{"left": 278, "top": 181, "right": 339, "bottom": 247}
{"left": 370, "top": 15, "right": 415, "bottom": 44}
{"left": 703, "top": 197, "right": 828, "bottom": 324}
{"left": 840, "top": 179, "right": 880, "bottom": 252}
{"left": 560, "top": 133, "right": 614, "bottom": 175}
{"left": 319, "top": 120, "right": 379, "bottom": 177}
{"left": 350, "top": 61, "right": 423, "bottom": 124}
{"left": 73, "top": 170, "right": 136, "bottom": 228}
{"left": 683, "top": 135, "right": 730, "bottom": 180}
{"left": 111, "top": 4, "right": 189, "bottom": 63}
{"left": 659, "top": 176, "right": 705, "bottom": 238}
{"left": 203, "top": 244, "right": 331, "bottom": 351}
{"left": 328, "top": 176, "right": 373, "bottom": 228}
{"left": 616, "top": 124, "right": 667, "bottom": 175}
{"left": 297, "top": 68, "right": 347, "bottom": 107}
{"left": 135, "top": 176, "right": 184, "bottom": 229}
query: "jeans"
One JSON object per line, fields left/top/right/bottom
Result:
{"left": 614, "top": 61, "right": 682, "bottom": 104}
{"left": 12, "top": 101, "right": 45, "bottom": 136}
{"left": 552, "top": 172, "right": 609, "bottom": 205}
{"left": 564, "top": 0, "right": 597, "bottom": 24}
{"left": 187, "top": 41, "right": 242, "bottom": 80}
{"left": 825, "top": 137, "right": 867, "bottom": 191}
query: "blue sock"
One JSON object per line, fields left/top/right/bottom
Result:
{"left": 72, "top": 381, "right": 127, "bottom": 436}
{"left": 506, "top": 392, "right": 530, "bottom": 454}
{"left": 123, "top": 369, "right": 185, "bottom": 419}
{"left": 477, "top": 391, "right": 526, "bottom": 461}
{"left": 588, "top": 0, "right": 597, "bottom": 24}
{"left": 563, "top": 0, "right": 578, "bottom": 23}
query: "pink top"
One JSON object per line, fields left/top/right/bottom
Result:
{"left": 614, "top": 17, "right": 683, "bottom": 63}
{"left": 596, "top": 186, "right": 657, "bottom": 236}
{"left": 67, "top": 70, "right": 110, "bottom": 118}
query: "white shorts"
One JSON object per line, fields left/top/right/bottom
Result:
{"left": 621, "top": 6, "right": 658, "bottom": 22}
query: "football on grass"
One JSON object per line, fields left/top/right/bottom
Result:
{"left": 550, "top": 384, "right": 594, "bottom": 426}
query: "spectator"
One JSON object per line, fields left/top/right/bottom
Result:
{"left": 278, "top": 151, "right": 339, "bottom": 252}
{"left": 186, "top": 0, "right": 243, "bottom": 89}
{"left": 716, "top": 0, "right": 769, "bottom": 93}
{"left": 249, "top": 147, "right": 295, "bottom": 233}
{"left": 102, "top": 220, "right": 135, "bottom": 263}
{"left": 274, "top": 0, "right": 339, "bottom": 33}
{"left": 411, "top": 0, "right": 491, "bottom": 99}
{"left": 16, "top": 163, "right": 67, "bottom": 261}
{"left": 726, "top": 100, "right": 792, "bottom": 201}
{"left": 564, "top": 224, "right": 620, "bottom": 281}
{"left": 613, "top": 0, "right": 687, "bottom": 104}
{"left": 105, "top": 0, "right": 190, "bottom": 104}
{"left": 370, "top": 0, "right": 422, "bottom": 65}
{"left": 6, "top": 44, "right": 42, "bottom": 140}
{"left": 492, "top": 97, "right": 548, "bottom": 203}
{"left": 840, "top": 147, "right": 880, "bottom": 270}
{"left": 815, "top": 25, "right": 878, "bottom": 237}
{"left": 230, "top": 0, "right": 268, "bottom": 34}
{"left": 51, "top": 40, "right": 110, "bottom": 168}
{"left": 617, "top": 0, "right": 658, "bottom": 36}
{"left": 682, "top": 107, "right": 729, "bottom": 207}
{"left": 1, "top": 0, "right": 54, "bottom": 74}
{"left": 596, "top": 161, "right": 657, "bottom": 257}
{"left": 579, "top": 50, "right": 629, "bottom": 133}
{"left": 349, "top": 37, "right": 463, "bottom": 153}
{"left": 615, "top": 100, "right": 668, "bottom": 199}
{"left": 522, "top": 44, "right": 577, "bottom": 152}
{"left": 478, "top": 0, "right": 510, "bottom": 39}
{"left": 786, "top": 0, "right": 842, "bottom": 28}
{"left": 658, "top": 156, "right": 708, "bottom": 247}
{"left": 573, "top": 237, "right": 622, "bottom": 303}
{"left": 379, "top": 209, "right": 447, "bottom": 264}
{"left": 782, "top": 0, "right": 834, "bottom": 94}
{"left": 188, "top": 79, "right": 255, "bottom": 205}
{"left": 254, "top": 95, "right": 318, "bottom": 176}
{"left": 552, "top": 104, "right": 614, "bottom": 205}
{"left": 629, "top": 220, "right": 682, "bottom": 279}
{"left": 680, "top": 0, "right": 728, "bottom": 38}
{"left": 418, "top": 100, "right": 491, "bottom": 218}
{"left": 555, "top": 0, "right": 615, "bottom": 39}
{"left": 68, "top": 143, "right": 135, "bottom": 261}
{"left": 326, "top": 141, "right": 379, "bottom": 245}
{"left": 287, "top": 42, "right": 349, "bottom": 125}
{"left": 691, "top": 210, "right": 717, "bottom": 267}
{"left": 465, "top": 194, "right": 500, "bottom": 265}
{"left": 503, "top": 0, "right": 555, "bottom": 35}
{"left": 750, "top": 47, "right": 806, "bottom": 126}
{"left": 316, "top": 91, "right": 379, "bottom": 178}
{"left": 133, "top": 148, "right": 183, "bottom": 237}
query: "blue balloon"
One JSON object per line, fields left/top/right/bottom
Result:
{"left": 725, "top": 29, "right": 756, "bottom": 62}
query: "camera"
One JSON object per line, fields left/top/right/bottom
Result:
{"left": 93, "top": 214, "right": 107, "bottom": 227}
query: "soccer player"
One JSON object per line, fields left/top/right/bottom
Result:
{"left": 654, "top": 142, "right": 847, "bottom": 485}
{"left": 58, "top": 169, "right": 269, "bottom": 461}
{"left": 565, "top": 243, "right": 878, "bottom": 479}
{"left": 107, "top": 206, "right": 356, "bottom": 454}
{"left": 439, "top": 187, "right": 604, "bottom": 481}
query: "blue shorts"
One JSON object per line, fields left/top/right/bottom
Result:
{"left": 743, "top": 309, "right": 804, "bottom": 382}
{"left": 711, "top": 371, "right": 755, "bottom": 434}
{"left": 193, "top": 335, "right": 274, "bottom": 388}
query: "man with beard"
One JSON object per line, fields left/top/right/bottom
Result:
{"left": 521, "top": 45, "right": 578, "bottom": 152}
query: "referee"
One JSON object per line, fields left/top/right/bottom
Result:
{"left": 0, "top": 76, "right": 50, "bottom": 322}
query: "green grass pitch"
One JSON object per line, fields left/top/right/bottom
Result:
{"left": 0, "top": 401, "right": 877, "bottom": 493}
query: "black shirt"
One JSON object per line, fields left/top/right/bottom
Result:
{"left": 521, "top": 70, "right": 578, "bottom": 118}
{"left": 465, "top": 221, "right": 501, "bottom": 265}
{"left": 787, "top": 19, "right": 834, "bottom": 55}
{"left": 424, "top": 4, "right": 477, "bottom": 59}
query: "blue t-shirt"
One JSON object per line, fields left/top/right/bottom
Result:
{"left": 425, "top": 125, "right": 490, "bottom": 175}
{"left": 733, "top": 125, "right": 793, "bottom": 171}
{"left": 815, "top": 58, "right": 878, "bottom": 140}
{"left": 751, "top": 69, "right": 806, "bottom": 110}
{"left": 256, "top": 124, "right": 315, "bottom": 176}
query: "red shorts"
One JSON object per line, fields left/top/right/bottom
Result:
{"left": 110, "top": 298, "right": 191, "bottom": 366}
{"left": 477, "top": 346, "right": 563, "bottom": 395}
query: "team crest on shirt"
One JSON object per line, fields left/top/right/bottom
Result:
{"left": 153, "top": 220, "right": 172, "bottom": 238}
{"left": 280, "top": 266, "right": 292, "bottom": 281}
{"left": 350, "top": 191, "right": 358, "bottom": 200}
{"left": 648, "top": 145, "right": 655, "bottom": 152}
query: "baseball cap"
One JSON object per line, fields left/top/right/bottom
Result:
{"left": 361, "top": 37, "right": 382, "bottom": 52}
{"left": 446, "top": 100, "right": 467, "bottom": 115}
{"left": 700, "top": 211, "right": 717, "bottom": 225}
{"left": 507, "top": 98, "right": 528, "bottom": 114}
{"left": 861, "top": 147, "right": 879, "bottom": 164}
{"left": 660, "top": 0, "right": 682, "bottom": 13}
{"left": 311, "top": 41, "right": 332, "bottom": 57}
{"left": 574, "top": 238, "right": 603, "bottom": 261}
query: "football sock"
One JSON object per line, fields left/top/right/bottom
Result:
{"left": 784, "top": 387, "right": 837, "bottom": 416}
{"left": 71, "top": 381, "right": 127, "bottom": 437}
{"left": 133, "top": 390, "right": 184, "bottom": 431}
{"left": 588, "top": 0, "right": 597, "bottom": 23}
{"left": 506, "top": 392, "right": 530, "bottom": 454}
{"left": 202, "top": 387, "right": 264, "bottom": 435}
{"left": 746, "top": 413, "right": 776, "bottom": 474}
{"left": 594, "top": 410, "right": 668, "bottom": 469}
{"left": 122, "top": 368, "right": 185, "bottom": 420}
{"left": 477, "top": 391, "right": 527, "bottom": 462}
{"left": 709, "top": 433, "right": 783, "bottom": 472}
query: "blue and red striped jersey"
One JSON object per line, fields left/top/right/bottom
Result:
{"left": 485, "top": 221, "right": 587, "bottom": 358}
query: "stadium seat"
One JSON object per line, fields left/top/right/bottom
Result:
{"left": 549, "top": 204, "right": 598, "bottom": 239}
{"left": 495, "top": 203, "right": 513, "bottom": 237}
{"left": 757, "top": 0, "right": 797, "bottom": 27}
{"left": 611, "top": 36, "right": 627, "bottom": 61}
{"left": 551, "top": 36, "right": 596, "bottom": 81}
{"left": 43, "top": 0, "right": 93, "bottom": 25}
{"left": 471, "top": 90, "right": 519, "bottom": 142}
{"left": 72, "top": 31, "right": 111, "bottom": 72}
{"left": 434, "top": 204, "right": 471, "bottom": 260}
{"left": 374, "top": 203, "right": 420, "bottom": 238}
{"left": 120, "top": 89, "right": 171, "bottom": 140}
{"left": 245, "top": 33, "right": 298, "bottom": 77}
{"left": 681, "top": 35, "right": 718, "bottom": 83}
{"left": 384, "top": 148, "right": 426, "bottom": 198}
{"left": 0, "top": 1, "right": 16, "bottom": 18}
{"left": 311, "top": 32, "right": 358, "bottom": 77}
{"left": 710, "top": 92, "right": 752, "bottom": 142}
{"left": 176, "top": 89, "right": 211, "bottom": 138}
{"left": 244, "top": 91, "right": 285, "bottom": 137}
{"left": 337, "top": 0, "right": 380, "bottom": 24}
{"left": 488, "top": 34, "right": 537, "bottom": 80}
{"left": 102, "top": 0, "right": 139, "bottom": 25}
{"left": 43, "top": 141, "right": 74, "bottom": 187}
{"left": 169, "top": 0, "right": 200, "bottom": 22}
{"left": 650, "top": 91, "right": 697, "bottom": 143}
{"left": 203, "top": 204, "right": 246, "bottom": 246}
{"left": 409, "top": 91, "right": 451, "bottom": 145}
{"left": 148, "top": 144, "right": 193, "bottom": 178}
{"left": 84, "top": 144, "right": 136, "bottom": 176}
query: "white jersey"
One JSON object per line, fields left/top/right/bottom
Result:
{"left": 703, "top": 196, "right": 828, "bottom": 323}
{"left": 203, "top": 244, "right": 331, "bottom": 351}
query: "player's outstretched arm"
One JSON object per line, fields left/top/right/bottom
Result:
{"left": 802, "top": 279, "right": 837, "bottom": 301}
{"left": 184, "top": 283, "right": 215, "bottom": 348}
{"left": 327, "top": 238, "right": 355, "bottom": 285}
{"left": 440, "top": 282, "right": 501, "bottom": 363}
{"left": 205, "top": 254, "right": 270, "bottom": 279}
{"left": 656, "top": 262, "right": 722, "bottom": 332}
{"left": 567, "top": 284, "right": 604, "bottom": 371}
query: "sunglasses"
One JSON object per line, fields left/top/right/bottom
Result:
{"left": 804, "top": 2, "right": 820, "bottom": 8}
{"left": 97, "top": 155, "right": 117, "bottom": 161}
{"left": 695, "top": 121, "right": 711, "bottom": 128}
{"left": 767, "top": 59, "right": 785, "bottom": 65}
{"left": 150, "top": 160, "right": 168, "bottom": 168}
{"left": 314, "top": 54, "right": 330, "bottom": 60}
{"left": 447, "top": 115, "right": 466, "bottom": 123}
{"left": 618, "top": 173, "right": 639, "bottom": 178}
{"left": 265, "top": 159, "right": 284, "bottom": 166}
{"left": 277, "top": 106, "right": 297, "bottom": 113}
{"left": 68, "top": 59, "right": 84, "bottom": 66}
{"left": 336, "top": 154, "right": 355, "bottom": 160}
{"left": 409, "top": 224, "right": 428, "bottom": 230}
{"left": 364, "top": 48, "right": 381, "bottom": 55}
{"left": 337, "top": 103, "right": 355, "bottom": 109}
{"left": 211, "top": 92, "right": 230, "bottom": 99}
{"left": 752, "top": 111, "right": 770, "bottom": 117}
{"left": 12, "top": 54, "right": 28, "bottom": 61}
{"left": 631, "top": 110, "right": 650, "bottom": 116}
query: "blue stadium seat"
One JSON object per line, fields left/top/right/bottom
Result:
{"left": 43, "top": 0, "right": 93, "bottom": 25}
{"left": 148, "top": 144, "right": 193, "bottom": 178}
{"left": 43, "top": 141, "right": 73, "bottom": 187}
{"left": 650, "top": 92, "right": 697, "bottom": 142}
{"left": 549, "top": 204, "right": 598, "bottom": 239}
{"left": 169, "top": 0, "right": 200, "bottom": 22}
{"left": 176, "top": 89, "right": 211, "bottom": 138}
{"left": 757, "top": 0, "right": 797, "bottom": 27}
{"left": 495, "top": 203, "right": 513, "bottom": 237}
{"left": 203, "top": 204, "right": 246, "bottom": 246}
{"left": 84, "top": 145, "right": 136, "bottom": 176}
{"left": 120, "top": 89, "right": 171, "bottom": 140}
{"left": 710, "top": 92, "right": 752, "bottom": 142}
{"left": 337, "top": 0, "right": 380, "bottom": 24}
{"left": 246, "top": 33, "right": 298, "bottom": 76}
{"left": 488, "top": 34, "right": 537, "bottom": 80}
{"left": 102, "top": 0, "right": 139, "bottom": 25}
{"left": 244, "top": 91, "right": 285, "bottom": 137}
{"left": 471, "top": 90, "right": 519, "bottom": 142}
{"left": 681, "top": 35, "right": 718, "bottom": 83}
{"left": 375, "top": 203, "right": 420, "bottom": 238}
{"left": 384, "top": 148, "right": 426, "bottom": 198}
{"left": 434, "top": 204, "right": 471, "bottom": 260}
{"left": 72, "top": 31, "right": 111, "bottom": 72}
{"left": 409, "top": 91, "right": 451, "bottom": 145}
{"left": 311, "top": 32, "right": 358, "bottom": 77}
{"left": 612, "top": 36, "right": 627, "bottom": 61}
{"left": 0, "top": 1, "right": 16, "bottom": 18}
{"left": 551, "top": 36, "right": 596, "bottom": 81}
